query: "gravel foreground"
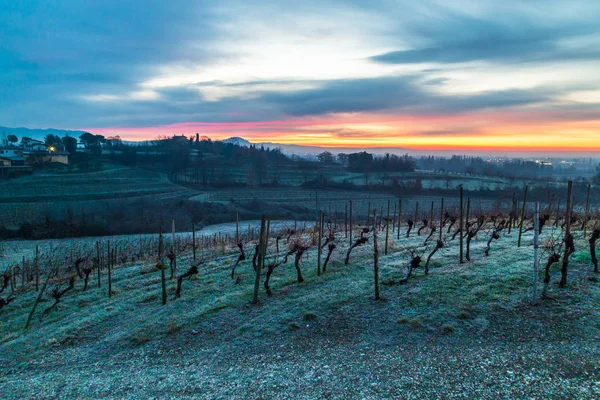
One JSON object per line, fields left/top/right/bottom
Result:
{"left": 2, "top": 330, "right": 599, "bottom": 399}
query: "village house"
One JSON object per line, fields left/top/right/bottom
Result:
{"left": 0, "top": 146, "right": 32, "bottom": 177}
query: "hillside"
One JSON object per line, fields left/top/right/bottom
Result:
{"left": 1, "top": 220, "right": 599, "bottom": 398}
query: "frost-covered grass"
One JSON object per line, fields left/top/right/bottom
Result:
{"left": 1, "top": 222, "right": 599, "bottom": 398}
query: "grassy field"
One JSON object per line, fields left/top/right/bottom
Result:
{"left": 1, "top": 220, "right": 599, "bottom": 398}
{"left": 0, "top": 167, "right": 199, "bottom": 228}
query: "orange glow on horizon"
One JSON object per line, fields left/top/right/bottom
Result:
{"left": 81, "top": 110, "right": 600, "bottom": 153}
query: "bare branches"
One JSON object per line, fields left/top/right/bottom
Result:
{"left": 323, "top": 243, "right": 336, "bottom": 272}
{"left": 294, "top": 245, "right": 310, "bottom": 283}
{"left": 424, "top": 240, "right": 444, "bottom": 275}
{"left": 0, "top": 293, "right": 15, "bottom": 310}
{"left": 345, "top": 237, "right": 368, "bottom": 265}
{"left": 484, "top": 220, "right": 506, "bottom": 257}
{"left": 230, "top": 242, "right": 246, "bottom": 279}
{"left": 399, "top": 253, "right": 423, "bottom": 284}
{"left": 263, "top": 260, "right": 281, "bottom": 296}
{"left": 590, "top": 229, "right": 600, "bottom": 273}
{"left": 39, "top": 276, "right": 75, "bottom": 321}
{"left": 176, "top": 265, "right": 199, "bottom": 298}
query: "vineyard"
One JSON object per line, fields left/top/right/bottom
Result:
{"left": 1, "top": 182, "right": 600, "bottom": 397}
{"left": 193, "top": 187, "right": 507, "bottom": 218}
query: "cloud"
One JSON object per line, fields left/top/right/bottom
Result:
{"left": 259, "top": 75, "right": 555, "bottom": 116}
{"left": 261, "top": 76, "right": 423, "bottom": 116}
{"left": 0, "top": 0, "right": 599, "bottom": 145}
{"left": 370, "top": 6, "right": 600, "bottom": 65}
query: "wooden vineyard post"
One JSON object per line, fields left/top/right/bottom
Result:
{"left": 373, "top": 209, "right": 380, "bottom": 300}
{"left": 429, "top": 201, "right": 434, "bottom": 228}
{"left": 392, "top": 201, "right": 397, "bottom": 235}
{"left": 518, "top": 185, "right": 528, "bottom": 247}
{"left": 171, "top": 219, "right": 177, "bottom": 279}
{"left": 21, "top": 256, "right": 25, "bottom": 290}
{"left": 459, "top": 186, "right": 464, "bottom": 264}
{"left": 35, "top": 244, "right": 39, "bottom": 291}
{"left": 439, "top": 198, "right": 444, "bottom": 241}
{"left": 236, "top": 212, "right": 239, "bottom": 244}
{"left": 25, "top": 266, "right": 54, "bottom": 330}
{"left": 264, "top": 218, "right": 270, "bottom": 266}
{"left": 385, "top": 200, "right": 390, "bottom": 255}
{"left": 251, "top": 214, "right": 266, "bottom": 305}
{"left": 158, "top": 230, "right": 167, "bottom": 306}
{"left": 96, "top": 241, "right": 101, "bottom": 288}
{"left": 192, "top": 222, "right": 196, "bottom": 262}
{"left": 466, "top": 198, "right": 471, "bottom": 228}
{"left": 397, "top": 200, "right": 402, "bottom": 240}
{"left": 533, "top": 201, "right": 540, "bottom": 304}
{"left": 349, "top": 200, "right": 353, "bottom": 246}
{"left": 508, "top": 192, "right": 515, "bottom": 234}
{"left": 107, "top": 240, "right": 112, "bottom": 298}
{"left": 367, "top": 202, "right": 371, "bottom": 226}
{"left": 583, "top": 184, "right": 591, "bottom": 236}
{"left": 317, "top": 210, "right": 324, "bottom": 276}
{"left": 560, "top": 181, "right": 573, "bottom": 288}
{"left": 21, "top": 256, "right": 27, "bottom": 289}
{"left": 345, "top": 204, "right": 348, "bottom": 238}
{"left": 414, "top": 201, "right": 419, "bottom": 225}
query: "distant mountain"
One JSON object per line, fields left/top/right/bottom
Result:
{"left": 0, "top": 126, "right": 90, "bottom": 141}
{"left": 222, "top": 137, "right": 252, "bottom": 147}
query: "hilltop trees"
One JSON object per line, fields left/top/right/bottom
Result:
{"left": 317, "top": 151, "right": 335, "bottom": 164}
{"left": 347, "top": 152, "right": 415, "bottom": 173}
{"left": 62, "top": 136, "right": 78, "bottom": 154}
{"left": 79, "top": 132, "right": 106, "bottom": 152}
{"left": 44, "top": 134, "right": 62, "bottom": 148}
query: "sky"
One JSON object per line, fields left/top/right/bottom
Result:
{"left": 1, "top": 0, "right": 600, "bottom": 153}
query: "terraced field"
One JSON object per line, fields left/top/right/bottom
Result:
{"left": 0, "top": 168, "right": 199, "bottom": 228}
{"left": 192, "top": 187, "right": 508, "bottom": 218}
